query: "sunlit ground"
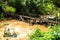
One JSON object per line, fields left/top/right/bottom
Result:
{"left": 0, "top": 19, "right": 48, "bottom": 40}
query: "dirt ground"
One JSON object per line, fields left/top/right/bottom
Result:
{"left": 0, "top": 19, "right": 48, "bottom": 40}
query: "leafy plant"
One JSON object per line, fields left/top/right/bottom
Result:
{"left": 29, "top": 24, "right": 60, "bottom": 40}
{"left": 29, "top": 28, "right": 43, "bottom": 40}
{"left": 5, "top": 6, "right": 16, "bottom": 13}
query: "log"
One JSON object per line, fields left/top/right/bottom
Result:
{"left": 3, "top": 8, "right": 58, "bottom": 25}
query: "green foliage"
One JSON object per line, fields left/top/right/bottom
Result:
{"left": 42, "top": 3, "right": 55, "bottom": 14}
{"left": 57, "top": 12, "right": 60, "bottom": 20}
{"left": 0, "top": 0, "right": 60, "bottom": 20}
{"left": 54, "top": 8, "right": 60, "bottom": 20}
{"left": 38, "top": 0, "right": 55, "bottom": 14}
{"left": 29, "top": 28, "right": 43, "bottom": 40}
{"left": 20, "top": 0, "right": 27, "bottom": 6}
{"left": 0, "top": 0, "right": 58, "bottom": 15}
{"left": 0, "top": 4, "right": 16, "bottom": 13}
{"left": 29, "top": 24, "right": 60, "bottom": 40}
{"left": 5, "top": 6, "right": 16, "bottom": 13}
{"left": 26, "top": 0, "right": 55, "bottom": 15}
{"left": 53, "top": 24, "right": 60, "bottom": 39}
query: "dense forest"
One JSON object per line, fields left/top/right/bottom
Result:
{"left": 0, "top": 0, "right": 60, "bottom": 20}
